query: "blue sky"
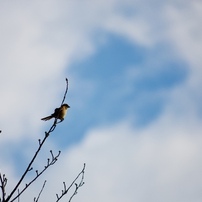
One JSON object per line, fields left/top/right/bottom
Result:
{"left": 61, "top": 34, "right": 188, "bottom": 146}
{"left": 0, "top": 1, "right": 202, "bottom": 202}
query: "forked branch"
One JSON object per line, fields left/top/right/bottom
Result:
{"left": 0, "top": 174, "right": 7, "bottom": 202}
{"left": 1, "top": 78, "right": 86, "bottom": 202}
{"left": 56, "top": 163, "right": 86, "bottom": 202}
{"left": 4, "top": 78, "right": 69, "bottom": 202}
{"left": 10, "top": 151, "right": 61, "bottom": 202}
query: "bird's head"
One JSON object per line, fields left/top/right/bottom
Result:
{"left": 62, "top": 103, "right": 70, "bottom": 109}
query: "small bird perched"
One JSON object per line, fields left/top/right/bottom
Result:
{"left": 41, "top": 103, "right": 70, "bottom": 122}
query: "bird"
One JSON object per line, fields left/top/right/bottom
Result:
{"left": 41, "top": 103, "right": 70, "bottom": 122}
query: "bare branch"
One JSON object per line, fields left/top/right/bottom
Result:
{"left": 17, "top": 189, "right": 19, "bottom": 202}
{"left": 5, "top": 78, "right": 69, "bottom": 202}
{"left": 6, "top": 135, "right": 48, "bottom": 202}
{"left": 10, "top": 151, "right": 61, "bottom": 202}
{"left": 0, "top": 173, "right": 7, "bottom": 202}
{"left": 34, "top": 180, "right": 46, "bottom": 202}
{"left": 61, "top": 78, "right": 69, "bottom": 106}
{"left": 68, "top": 165, "right": 85, "bottom": 202}
{"left": 55, "top": 163, "right": 86, "bottom": 202}
{"left": 1, "top": 78, "right": 84, "bottom": 202}
{"left": 54, "top": 78, "right": 69, "bottom": 125}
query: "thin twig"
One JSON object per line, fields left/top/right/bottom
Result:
{"left": 0, "top": 174, "right": 7, "bottom": 202}
{"left": 34, "top": 180, "right": 46, "bottom": 202}
{"left": 55, "top": 163, "right": 86, "bottom": 202}
{"left": 6, "top": 134, "right": 48, "bottom": 202}
{"left": 10, "top": 151, "right": 60, "bottom": 202}
{"left": 68, "top": 165, "right": 85, "bottom": 202}
{"left": 17, "top": 189, "right": 19, "bottom": 202}
{"left": 5, "top": 78, "right": 69, "bottom": 202}
{"left": 60, "top": 78, "right": 68, "bottom": 106}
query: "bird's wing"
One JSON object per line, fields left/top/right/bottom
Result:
{"left": 51, "top": 107, "right": 60, "bottom": 116}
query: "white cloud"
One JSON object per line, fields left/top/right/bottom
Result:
{"left": 0, "top": 0, "right": 96, "bottom": 141}
{"left": 1, "top": 0, "right": 201, "bottom": 141}
{"left": 165, "top": 1, "right": 202, "bottom": 67}
{"left": 30, "top": 113, "right": 202, "bottom": 202}
{"left": 2, "top": 108, "right": 202, "bottom": 202}
{"left": 1, "top": 1, "right": 202, "bottom": 202}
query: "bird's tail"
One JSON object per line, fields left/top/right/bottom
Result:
{"left": 41, "top": 115, "right": 54, "bottom": 121}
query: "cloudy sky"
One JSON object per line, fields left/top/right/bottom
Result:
{"left": 0, "top": 0, "right": 202, "bottom": 202}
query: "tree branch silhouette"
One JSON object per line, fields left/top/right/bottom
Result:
{"left": 33, "top": 180, "right": 46, "bottom": 202}
{"left": 0, "top": 174, "right": 7, "bottom": 202}
{"left": 9, "top": 150, "right": 61, "bottom": 202}
{"left": 56, "top": 163, "right": 86, "bottom": 202}
{"left": 61, "top": 78, "right": 68, "bottom": 106}
{"left": 0, "top": 78, "right": 86, "bottom": 202}
{"left": 5, "top": 109, "right": 62, "bottom": 202}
